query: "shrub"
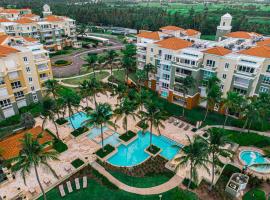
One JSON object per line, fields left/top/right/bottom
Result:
{"left": 137, "top": 121, "right": 149, "bottom": 130}
{"left": 91, "top": 167, "right": 118, "bottom": 190}
{"left": 182, "top": 178, "right": 197, "bottom": 190}
{"left": 96, "top": 144, "right": 115, "bottom": 158}
{"left": 146, "top": 145, "right": 160, "bottom": 155}
{"left": 0, "top": 115, "right": 20, "bottom": 128}
{"left": 119, "top": 131, "right": 136, "bottom": 142}
{"left": 248, "top": 176, "right": 263, "bottom": 188}
{"left": 71, "top": 158, "right": 84, "bottom": 169}
{"left": 45, "top": 129, "right": 68, "bottom": 153}
{"left": 202, "top": 132, "right": 209, "bottom": 138}
{"left": 243, "top": 188, "right": 266, "bottom": 200}
{"left": 19, "top": 103, "right": 42, "bottom": 117}
{"left": 71, "top": 126, "right": 89, "bottom": 137}
{"left": 54, "top": 60, "right": 71, "bottom": 66}
{"left": 55, "top": 118, "right": 68, "bottom": 125}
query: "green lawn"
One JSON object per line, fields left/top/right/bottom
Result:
{"left": 243, "top": 188, "right": 266, "bottom": 200}
{"left": 112, "top": 69, "right": 137, "bottom": 83}
{"left": 108, "top": 170, "right": 174, "bottom": 188}
{"left": 62, "top": 71, "right": 110, "bottom": 85}
{"left": 41, "top": 178, "right": 198, "bottom": 200}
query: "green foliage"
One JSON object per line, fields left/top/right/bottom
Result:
{"left": 54, "top": 60, "right": 71, "bottom": 66}
{"left": 71, "top": 126, "right": 89, "bottom": 137}
{"left": 0, "top": 115, "right": 20, "bottom": 128}
{"left": 91, "top": 167, "right": 119, "bottom": 190}
{"left": 146, "top": 145, "right": 160, "bottom": 155}
{"left": 182, "top": 178, "right": 197, "bottom": 190}
{"left": 95, "top": 144, "right": 115, "bottom": 158}
{"left": 137, "top": 120, "right": 149, "bottom": 130}
{"left": 119, "top": 131, "right": 136, "bottom": 142}
{"left": 45, "top": 129, "right": 68, "bottom": 153}
{"left": 71, "top": 158, "right": 85, "bottom": 169}
{"left": 243, "top": 188, "right": 266, "bottom": 200}
{"left": 55, "top": 118, "right": 68, "bottom": 125}
{"left": 19, "top": 103, "right": 42, "bottom": 117}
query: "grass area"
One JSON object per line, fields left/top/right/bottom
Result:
{"left": 96, "top": 144, "right": 115, "bottom": 158}
{"left": 62, "top": 71, "right": 110, "bottom": 85}
{"left": 108, "top": 170, "right": 174, "bottom": 188}
{"left": 146, "top": 145, "right": 160, "bottom": 155}
{"left": 119, "top": 130, "right": 136, "bottom": 142}
{"left": 71, "top": 126, "right": 89, "bottom": 137}
{"left": 243, "top": 188, "right": 266, "bottom": 200}
{"left": 218, "top": 128, "right": 270, "bottom": 148}
{"left": 71, "top": 159, "right": 85, "bottom": 169}
{"left": 53, "top": 59, "right": 72, "bottom": 67}
{"left": 112, "top": 69, "right": 137, "bottom": 83}
{"left": 200, "top": 35, "right": 216, "bottom": 41}
{"left": 42, "top": 178, "right": 198, "bottom": 200}
{"left": 182, "top": 178, "right": 197, "bottom": 190}
{"left": 49, "top": 47, "right": 82, "bottom": 58}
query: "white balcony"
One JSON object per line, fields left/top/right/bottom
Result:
{"left": 233, "top": 81, "right": 249, "bottom": 88}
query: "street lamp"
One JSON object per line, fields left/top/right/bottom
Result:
{"left": 159, "top": 194, "right": 162, "bottom": 200}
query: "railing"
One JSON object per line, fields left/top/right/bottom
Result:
{"left": 233, "top": 81, "right": 249, "bottom": 88}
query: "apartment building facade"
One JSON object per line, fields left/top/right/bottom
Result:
{"left": 136, "top": 16, "right": 270, "bottom": 111}
{"left": 0, "top": 5, "right": 80, "bottom": 52}
{"left": 0, "top": 34, "right": 52, "bottom": 120}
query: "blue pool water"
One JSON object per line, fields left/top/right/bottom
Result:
{"left": 67, "top": 112, "right": 91, "bottom": 129}
{"left": 103, "top": 132, "right": 121, "bottom": 147}
{"left": 107, "top": 131, "right": 182, "bottom": 167}
{"left": 240, "top": 150, "right": 270, "bottom": 173}
{"left": 87, "top": 126, "right": 108, "bottom": 139}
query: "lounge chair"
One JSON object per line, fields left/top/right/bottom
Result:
{"left": 75, "top": 178, "right": 80, "bottom": 190}
{"left": 66, "top": 181, "right": 73, "bottom": 193}
{"left": 178, "top": 122, "right": 185, "bottom": 128}
{"left": 173, "top": 120, "right": 179, "bottom": 126}
{"left": 59, "top": 184, "right": 66, "bottom": 197}
{"left": 29, "top": 187, "right": 36, "bottom": 195}
{"left": 184, "top": 125, "right": 190, "bottom": 131}
{"left": 83, "top": 176, "right": 87, "bottom": 188}
{"left": 168, "top": 117, "right": 174, "bottom": 123}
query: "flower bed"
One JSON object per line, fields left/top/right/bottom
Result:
{"left": 146, "top": 145, "right": 161, "bottom": 156}
{"left": 55, "top": 118, "right": 68, "bottom": 125}
{"left": 96, "top": 144, "right": 115, "bottom": 159}
{"left": 119, "top": 131, "right": 136, "bottom": 142}
{"left": 71, "top": 158, "right": 85, "bottom": 169}
{"left": 53, "top": 59, "right": 72, "bottom": 67}
{"left": 71, "top": 126, "right": 89, "bottom": 137}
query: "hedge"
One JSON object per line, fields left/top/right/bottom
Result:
{"left": 71, "top": 158, "right": 84, "bottom": 169}
{"left": 182, "top": 178, "right": 198, "bottom": 190}
{"left": 96, "top": 144, "right": 115, "bottom": 158}
{"left": 45, "top": 129, "right": 68, "bottom": 153}
{"left": 119, "top": 131, "right": 136, "bottom": 142}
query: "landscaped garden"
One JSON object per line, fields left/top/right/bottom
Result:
{"left": 53, "top": 59, "right": 72, "bottom": 67}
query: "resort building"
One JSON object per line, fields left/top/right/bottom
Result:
{"left": 136, "top": 14, "right": 270, "bottom": 110}
{"left": 0, "top": 4, "right": 80, "bottom": 51}
{"left": 0, "top": 34, "right": 52, "bottom": 120}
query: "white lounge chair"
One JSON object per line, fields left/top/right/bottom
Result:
{"left": 66, "top": 181, "right": 73, "bottom": 193}
{"left": 173, "top": 120, "right": 179, "bottom": 126}
{"left": 83, "top": 176, "right": 87, "bottom": 188}
{"left": 58, "top": 184, "right": 66, "bottom": 197}
{"left": 75, "top": 178, "right": 80, "bottom": 190}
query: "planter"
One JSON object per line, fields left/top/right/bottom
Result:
{"left": 145, "top": 145, "right": 161, "bottom": 157}
{"left": 96, "top": 144, "right": 116, "bottom": 161}
{"left": 71, "top": 126, "right": 89, "bottom": 137}
{"left": 119, "top": 131, "right": 137, "bottom": 146}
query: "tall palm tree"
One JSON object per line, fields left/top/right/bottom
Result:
{"left": 44, "top": 79, "right": 60, "bottom": 118}
{"left": 241, "top": 97, "right": 260, "bottom": 132}
{"left": 174, "top": 136, "right": 209, "bottom": 189}
{"left": 222, "top": 91, "right": 243, "bottom": 128}
{"left": 83, "top": 103, "right": 114, "bottom": 150}
{"left": 9, "top": 133, "right": 59, "bottom": 200}
{"left": 87, "top": 77, "right": 106, "bottom": 108}
{"left": 122, "top": 44, "right": 136, "bottom": 83}
{"left": 135, "top": 69, "right": 147, "bottom": 91}
{"left": 204, "top": 128, "right": 232, "bottom": 190}
{"left": 181, "top": 76, "right": 196, "bottom": 117}
{"left": 111, "top": 82, "right": 128, "bottom": 104}
{"left": 143, "top": 63, "right": 156, "bottom": 83}
{"left": 134, "top": 88, "right": 151, "bottom": 112}
{"left": 114, "top": 97, "right": 137, "bottom": 134}
{"left": 104, "top": 50, "right": 118, "bottom": 75}
{"left": 79, "top": 80, "right": 92, "bottom": 108}
{"left": 139, "top": 100, "right": 166, "bottom": 148}
{"left": 41, "top": 98, "right": 60, "bottom": 139}
{"left": 85, "top": 54, "right": 98, "bottom": 76}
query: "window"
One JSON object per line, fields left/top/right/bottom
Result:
{"left": 222, "top": 74, "right": 227, "bottom": 79}
{"left": 203, "top": 70, "right": 215, "bottom": 79}
{"left": 206, "top": 60, "right": 215, "bottom": 67}
{"left": 11, "top": 81, "right": 22, "bottom": 89}
{"left": 191, "top": 61, "right": 196, "bottom": 66}
{"left": 23, "top": 57, "right": 28, "bottom": 62}
{"left": 158, "top": 50, "right": 162, "bottom": 56}
{"left": 151, "top": 48, "right": 153, "bottom": 52}
{"left": 14, "top": 91, "right": 24, "bottom": 99}
{"left": 163, "top": 65, "right": 170, "bottom": 71}
{"left": 164, "top": 54, "right": 172, "bottom": 61}
{"left": 176, "top": 67, "right": 192, "bottom": 76}
{"left": 233, "top": 87, "right": 247, "bottom": 95}
{"left": 26, "top": 66, "right": 31, "bottom": 73}
{"left": 259, "top": 86, "right": 269, "bottom": 93}
{"left": 162, "top": 82, "right": 169, "bottom": 89}
{"left": 31, "top": 86, "right": 35, "bottom": 91}
{"left": 0, "top": 78, "right": 5, "bottom": 85}
{"left": 180, "top": 59, "right": 190, "bottom": 65}
{"left": 237, "top": 65, "right": 255, "bottom": 74}
{"left": 162, "top": 74, "right": 170, "bottom": 81}
{"left": 262, "top": 76, "right": 270, "bottom": 85}
{"left": 0, "top": 99, "right": 11, "bottom": 108}
{"left": 221, "top": 84, "right": 224, "bottom": 91}
{"left": 225, "top": 63, "right": 229, "bottom": 69}
{"left": 28, "top": 77, "right": 33, "bottom": 83}
{"left": 39, "top": 73, "right": 47, "bottom": 79}
{"left": 267, "top": 65, "right": 270, "bottom": 73}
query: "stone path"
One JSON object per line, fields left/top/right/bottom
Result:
{"left": 91, "top": 162, "right": 182, "bottom": 195}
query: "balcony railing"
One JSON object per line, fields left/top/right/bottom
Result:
{"left": 233, "top": 81, "right": 249, "bottom": 88}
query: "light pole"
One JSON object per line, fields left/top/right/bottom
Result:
{"left": 159, "top": 194, "right": 162, "bottom": 200}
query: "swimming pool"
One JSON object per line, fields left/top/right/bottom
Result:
{"left": 107, "top": 131, "right": 182, "bottom": 167}
{"left": 87, "top": 126, "right": 109, "bottom": 139}
{"left": 240, "top": 150, "right": 270, "bottom": 173}
{"left": 67, "top": 112, "right": 91, "bottom": 129}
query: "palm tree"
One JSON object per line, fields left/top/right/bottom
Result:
{"left": 41, "top": 98, "right": 60, "bottom": 139}
{"left": 85, "top": 54, "right": 98, "bottom": 76}
{"left": 87, "top": 77, "right": 106, "bottom": 108}
{"left": 134, "top": 88, "right": 151, "bottom": 112}
{"left": 104, "top": 50, "right": 118, "bottom": 75}
{"left": 174, "top": 136, "right": 210, "bottom": 189}
{"left": 122, "top": 44, "right": 136, "bottom": 83}
{"left": 241, "top": 97, "right": 260, "bottom": 132}
{"left": 143, "top": 63, "right": 156, "bottom": 84}
{"left": 9, "top": 133, "right": 59, "bottom": 200}
{"left": 79, "top": 80, "right": 92, "bottom": 108}
{"left": 20, "top": 112, "right": 36, "bottom": 129}
{"left": 181, "top": 76, "right": 196, "bottom": 117}
{"left": 139, "top": 100, "right": 166, "bottom": 148}
{"left": 222, "top": 91, "right": 243, "bottom": 127}
{"left": 44, "top": 79, "right": 60, "bottom": 119}
{"left": 114, "top": 97, "right": 137, "bottom": 134}
{"left": 135, "top": 69, "right": 147, "bottom": 91}
{"left": 59, "top": 88, "right": 81, "bottom": 130}
{"left": 83, "top": 103, "right": 114, "bottom": 150}
{"left": 111, "top": 83, "right": 128, "bottom": 104}
{"left": 204, "top": 128, "right": 233, "bottom": 190}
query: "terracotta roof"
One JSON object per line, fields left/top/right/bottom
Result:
{"left": 15, "top": 17, "right": 35, "bottom": 24}
{"left": 239, "top": 46, "right": 270, "bottom": 58}
{"left": 0, "top": 35, "right": 9, "bottom": 45}
{"left": 155, "top": 37, "right": 192, "bottom": 50}
{"left": 256, "top": 38, "right": 270, "bottom": 47}
{"left": 45, "top": 15, "right": 64, "bottom": 22}
{"left": 23, "top": 36, "right": 38, "bottom": 42}
{"left": 0, "top": 126, "right": 53, "bottom": 160}
{"left": 137, "top": 31, "right": 160, "bottom": 40}
{"left": 22, "top": 13, "right": 38, "bottom": 18}
{"left": 203, "top": 46, "right": 232, "bottom": 56}
{"left": 0, "top": 45, "right": 19, "bottom": 57}
{"left": 0, "top": 18, "right": 11, "bottom": 23}
{"left": 0, "top": 9, "right": 20, "bottom": 14}
{"left": 160, "top": 25, "right": 184, "bottom": 31}
{"left": 184, "top": 29, "right": 200, "bottom": 36}
{"left": 225, "top": 31, "right": 261, "bottom": 39}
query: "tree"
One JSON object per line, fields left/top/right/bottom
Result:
{"left": 111, "top": 83, "right": 128, "bottom": 104}
{"left": 122, "top": 44, "right": 136, "bottom": 83}
{"left": 204, "top": 128, "right": 232, "bottom": 190}
{"left": 134, "top": 88, "right": 151, "bottom": 112}
{"left": 85, "top": 54, "right": 98, "bottom": 76}
{"left": 143, "top": 63, "right": 156, "bottom": 83}
{"left": 104, "top": 50, "right": 118, "bottom": 75}
{"left": 41, "top": 98, "right": 60, "bottom": 139}
{"left": 20, "top": 112, "right": 35, "bottom": 129}
{"left": 44, "top": 79, "right": 60, "bottom": 118}
{"left": 87, "top": 77, "right": 106, "bottom": 108}
{"left": 9, "top": 133, "right": 59, "bottom": 200}
{"left": 79, "top": 80, "right": 92, "bottom": 108}
{"left": 135, "top": 69, "right": 147, "bottom": 91}
{"left": 222, "top": 91, "right": 243, "bottom": 127}
{"left": 83, "top": 103, "right": 114, "bottom": 150}
{"left": 181, "top": 76, "right": 196, "bottom": 117}
{"left": 174, "top": 136, "right": 209, "bottom": 189}
{"left": 114, "top": 97, "right": 137, "bottom": 134}
{"left": 139, "top": 100, "right": 166, "bottom": 148}
{"left": 59, "top": 88, "right": 81, "bottom": 130}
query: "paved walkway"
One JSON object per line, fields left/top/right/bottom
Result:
{"left": 91, "top": 162, "right": 182, "bottom": 195}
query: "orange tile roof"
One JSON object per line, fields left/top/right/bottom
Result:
{"left": 160, "top": 25, "right": 184, "bottom": 31}
{"left": 23, "top": 36, "right": 38, "bottom": 42}
{"left": 239, "top": 46, "right": 270, "bottom": 58}
{"left": 22, "top": 13, "right": 38, "bottom": 18}
{"left": 45, "top": 15, "right": 64, "bottom": 22}
{"left": 0, "top": 45, "right": 19, "bottom": 57}
{"left": 0, "top": 9, "right": 20, "bottom": 14}
{"left": 0, "top": 18, "right": 11, "bottom": 22}
{"left": 15, "top": 17, "right": 35, "bottom": 24}
{"left": 184, "top": 29, "right": 200, "bottom": 36}
{"left": 155, "top": 37, "right": 192, "bottom": 50}
{"left": 0, "top": 126, "right": 53, "bottom": 160}
{"left": 203, "top": 46, "right": 232, "bottom": 56}
{"left": 0, "top": 35, "right": 9, "bottom": 45}
{"left": 256, "top": 38, "right": 270, "bottom": 47}
{"left": 137, "top": 31, "right": 160, "bottom": 40}
{"left": 225, "top": 31, "right": 261, "bottom": 39}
